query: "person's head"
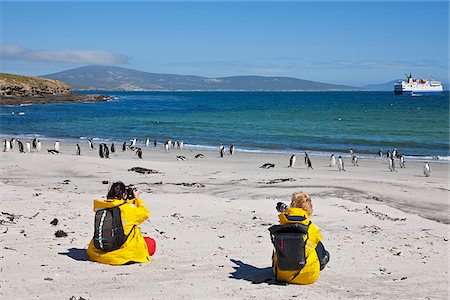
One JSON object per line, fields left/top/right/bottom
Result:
{"left": 107, "top": 181, "right": 127, "bottom": 200}
{"left": 290, "top": 192, "right": 313, "bottom": 216}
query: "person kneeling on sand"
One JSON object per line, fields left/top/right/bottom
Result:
{"left": 269, "top": 192, "right": 329, "bottom": 284}
{"left": 87, "top": 181, "right": 156, "bottom": 265}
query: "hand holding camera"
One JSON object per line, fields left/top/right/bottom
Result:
{"left": 125, "top": 185, "right": 139, "bottom": 200}
{"left": 276, "top": 202, "right": 289, "bottom": 213}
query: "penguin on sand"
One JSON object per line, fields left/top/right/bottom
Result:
{"left": 122, "top": 141, "right": 127, "bottom": 152}
{"left": 220, "top": 145, "right": 225, "bottom": 158}
{"left": 145, "top": 138, "right": 150, "bottom": 147}
{"left": 54, "top": 141, "right": 60, "bottom": 152}
{"left": 26, "top": 141, "right": 31, "bottom": 153}
{"left": 111, "top": 142, "right": 115, "bottom": 153}
{"left": 289, "top": 154, "right": 296, "bottom": 168}
{"left": 18, "top": 140, "right": 24, "bottom": 153}
{"left": 399, "top": 155, "right": 405, "bottom": 168}
{"left": 388, "top": 157, "right": 396, "bottom": 172}
{"left": 330, "top": 154, "right": 336, "bottom": 167}
{"left": 88, "top": 139, "right": 94, "bottom": 150}
{"left": 76, "top": 144, "right": 81, "bottom": 155}
{"left": 136, "top": 148, "right": 143, "bottom": 159}
{"left": 36, "top": 140, "right": 41, "bottom": 152}
{"left": 305, "top": 152, "right": 313, "bottom": 169}
{"left": 423, "top": 163, "right": 431, "bottom": 177}
{"left": 230, "top": 144, "right": 235, "bottom": 155}
{"left": 103, "top": 143, "right": 110, "bottom": 159}
{"left": 337, "top": 156, "right": 345, "bottom": 171}
{"left": 99, "top": 144, "right": 104, "bottom": 158}
{"left": 351, "top": 154, "right": 359, "bottom": 166}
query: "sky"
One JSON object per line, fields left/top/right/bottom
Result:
{"left": 0, "top": 1, "right": 448, "bottom": 86}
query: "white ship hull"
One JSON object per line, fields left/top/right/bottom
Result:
{"left": 394, "top": 74, "right": 443, "bottom": 95}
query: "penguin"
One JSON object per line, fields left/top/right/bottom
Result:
{"left": 195, "top": 154, "right": 204, "bottom": 158}
{"left": 88, "top": 139, "right": 94, "bottom": 150}
{"left": 330, "top": 154, "right": 336, "bottom": 167}
{"left": 378, "top": 148, "right": 383, "bottom": 157}
{"left": 399, "top": 155, "right": 405, "bottom": 168}
{"left": 18, "top": 140, "right": 24, "bottom": 153}
{"left": 32, "top": 138, "right": 37, "bottom": 149}
{"left": 111, "top": 142, "right": 115, "bottom": 153}
{"left": 164, "top": 142, "right": 169, "bottom": 152}
{"left": 230, "top": 144, "right": 235, "bottom": 155}
{"left": 392, "top": 148, "right": 397, "bottom": 159}
{"left": 145, "top": 138, "right": 150, "bottom": 147}
{"left": 36, "top": 140, "right": 41, "bottom": 152}
{"left": 47, "top": 149, "right": 59, "bottom": 154}
{"left": 351, "top": 155, "right": 359, "bottom": 166}
{"left": 423, "top": 163, "right": 431, "bottom": 177}
{"left": 10, "top": 138, "right": 15, "bottom": 151}
{"left": 219, "top": 144, "right": 225, "bottom": 154}
{"left": 388, "top": 157, "right": 396, "bottom": 172}
{"left": 337, "top": 156, "right": 345, "bottom": 171}
{"left": 177, "top": 155, "right": 187, "bottom": 161}
{"left": 136, "top": 148, "right": 143, "bottom": 159}
{"left": 122, "top": 141, "right": 127, "bottom": 151}
{"left": 349, "top": 149, "right": 354, "bottom": 156}
{"left": 176, "top": 141, "right": 181, "bottom": 149}
{"left": 386, "top": 149, "right": 391, "bottom": 158}
{"left": 305, "top": 153, "right": 313, "bottom": 169}
{"left": 167, "top": 140, "right": 172, "bottom": 149}
{"left": 153, "top": 140, "right": 157, "bottom": 147}
{"left": 131, "top": 138, "right": 137, "bottom": 148}
{"left": 54, "top": 141, "right": 60, "bottom": 152}
{"left": 2, "top": 139, "right": 6, "bottom": 152}
{"left": 179, "top": 140, "right": 184, "bottom": 149}
{"left": 98, "top": 143, "right": 104, "bottom": 158}
{"left": 289, "top": 154, "right": 296, "bottom": 168}
{"left": 220, "top": 147, "right": 225, "bottom": 158}
{"left": 76, "top": 144, "right": 81, "bottom": 156}
{"left": 260, "top": 163, "right": 275, "bottom": 169}
{"left": 4, "top": 139, "right": 11, "bottom": 152}
{"left": 26, "top": 141, "right": 31, "bottom": 153}
{"left": 103, "top": 144, "right": 110, "bottom": 159}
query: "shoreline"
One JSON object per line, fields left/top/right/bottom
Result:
{"left": 0, "top": 93, "right": 111, "bottom": 105}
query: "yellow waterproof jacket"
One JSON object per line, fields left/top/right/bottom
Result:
{"left": 273, "top": 207, "right": 322, "bottom": 284}
{"left": 87, "top": 198, "right": 151, "bottom": 265}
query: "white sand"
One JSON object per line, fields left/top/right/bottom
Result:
{"left": 0, "top": 140, "right": 448, "bottom": 299}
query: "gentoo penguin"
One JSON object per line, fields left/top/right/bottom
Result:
{"left": 179, "top": 140, "right": 184, "bottom": 149}
{"left": 32, "top": 138, "right": 37, "bottom": 149}
{"left": 289, "top": 154, "right": 296, "bottom": 168}
{"left": 131, "top": 138, "right": 137, "bottom": 148}
{"left": 349, "top": 149, "right": 354, "bottom": 156}
{"left": 423, "top": 163, "right": 431, "bottom": 177}
{"left": 18, "top": 140, "right": 24, "bottom": 153}
{"left": 260, "top": 163, "right": 275, "bottom": 169}
{"left": 230, "top": 144, "right": 235, "bottom": 155}
{"left": 88, "top": 139, "right": 94, "bottom": 150}
{"left": 26, "top": 141, "right": 31, "bottom": 153}
{"left": 36, "top": 140, "right": 41, "bottom": 152}
{"left": 176, "top": 141, "right": 180, "bottom": 149}
{"left": 122, "top": 141, "right": 127, "bottom": 152}
{"left": 388, "top": 157, "right": 395, "bottom": 172}
{"left": 351, "top": 155, "right": 359, "bottom": 166}
{"left": 337, "top": 156, "right": 345, "bottom": 171}
{"left": 386, "top": 149, "right": 391, "bottom": 158}
{"left": 164, "top": 142, "right": 169, "bottom": 152}
{"left": 304, "top": 152, "right": 309, "bottom": 166}
{"left": 392, "top": 148, "right": 397, "bottom": 159}
{"left": 177, "top": 155, "right": 187, "bottom": 161}
{"left": 54, "top": 141, "right": 60, "bottom": 152}
{"left": 98, "top": 143, "right": 104, "bottom": 158}
{"left": 167, "top": 140, "right": 172, "bottom": 149}
{"left": 195, "top": 153, "right": 204, "bottom": 158}
{"left": 136, "top": 148, "right": 143, "bottom": 159}
{"left": 111, "top": 142, "right": 115, "bottom": 153}
{"left": 220, "top": 147, "right": 225, "bottom": 158}
{"left": 306, "top": 154, "right": 313, "bottom": 169}
{"left": 399, "top": 155, "right": 405, "bottom": 168}
{"left": 76, "top": 144, "right": 81, "bottom": 155}
{"left": 5, "top": 139, "right": 11, "bottom": 152}
{"left": 103, "top": 144, "right": 110, "bottom": 159}
{"left": 153, "top": 140, "right": 157, "bottom": 147}
{"left": 378, "top": 148, "right": 383, "bottom": 157}
{"left": 10, "top": 138, "right": 15, "bottom": 151}
{"left": 145, "top": 138, "right": 150, "bottom": 147}
{"left": 330, "top": 154, "right": 336, "bottom": 167}
{"left": 2, "top": 139, "right": 6, "bottom": 152}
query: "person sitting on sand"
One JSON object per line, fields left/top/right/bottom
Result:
{"left": 271, "top": 192, "right": 329, "bottom": 284}
{"left": 87, "top": 181, "right": 156, "bottom": 265}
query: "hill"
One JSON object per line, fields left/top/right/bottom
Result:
{"left": 0, "top": 73, "right": 71, "bottom": 97}
{"left": 42, "top": 65, "right": 360, "bottom": 91}
{"left": 363, "top": 80, "right": 400, "bottom": 91}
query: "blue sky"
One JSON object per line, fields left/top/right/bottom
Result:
{"left": 0, "top": 1, "right": 448, "bottom": 86}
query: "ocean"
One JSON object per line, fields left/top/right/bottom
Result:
{"left": 1, "top": 91, "right": 449, "bottom": 159}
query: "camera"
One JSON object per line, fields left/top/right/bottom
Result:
{"left": 276, "top": 202, "right": 289, "bottom": 213}
{"left": 125, "top": 185, "right": 136, "bottom": 200}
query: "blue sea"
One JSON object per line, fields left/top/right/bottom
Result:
{"left": 1, "top": 91, "right": 449, "bottom": 159}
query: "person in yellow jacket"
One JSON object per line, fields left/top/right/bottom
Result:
{"left": 87, "top": 181, "right": 156, "bottom": 265}
{"left": 272, "top": 192, "right": 329, "bottom": 284}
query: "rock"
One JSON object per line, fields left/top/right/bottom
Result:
{"left": 54, "top": 230, "right": 67, "bottom": 238}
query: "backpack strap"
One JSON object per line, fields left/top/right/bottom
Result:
{"left": 290, "top": 221, "right": 311, "bottom": 282}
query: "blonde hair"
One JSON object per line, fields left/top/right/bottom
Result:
{"left": 290, "top": 192, "right": 313, "bottom": 216}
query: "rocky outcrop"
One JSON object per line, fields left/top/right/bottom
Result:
{"left": 0, "top": 73, "right": 71, "bottom": 97}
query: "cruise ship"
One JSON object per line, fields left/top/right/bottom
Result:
{"left": 394, "top": 73, "right": 443, "bottom": 95}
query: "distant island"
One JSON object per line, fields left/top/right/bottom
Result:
{"left": 0, "top": 73, "right": 110, "bottom": 105}
{"left": 42, "top": 65, "right": 361, "bottom": 92}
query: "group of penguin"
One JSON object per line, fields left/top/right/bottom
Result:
{"left": 2, "top": 137, "right": 433, "bottom": 177}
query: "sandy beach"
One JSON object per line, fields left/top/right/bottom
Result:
{"left": 0, "top": 140, "right": 448, "bottom": 299}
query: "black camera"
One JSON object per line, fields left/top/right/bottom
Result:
{"left": 125, "top": 185, "right": 136, "bottom": 200}
{"left": 276, "top": 202, "right": 289, "bottom": 213}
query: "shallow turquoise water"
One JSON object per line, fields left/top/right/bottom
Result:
{"left": 1, "top": 91, "right": 448, "bottom": 158}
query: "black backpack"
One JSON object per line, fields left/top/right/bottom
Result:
{"left": 93, "top": 203, "right": 134, "bottom": 252}
{"left": 269, "top": 223, "right": 310, "bottom": 278}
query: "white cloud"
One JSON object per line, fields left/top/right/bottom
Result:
{"left": 0, "top": 44, "right": 129, "bottom": 65}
